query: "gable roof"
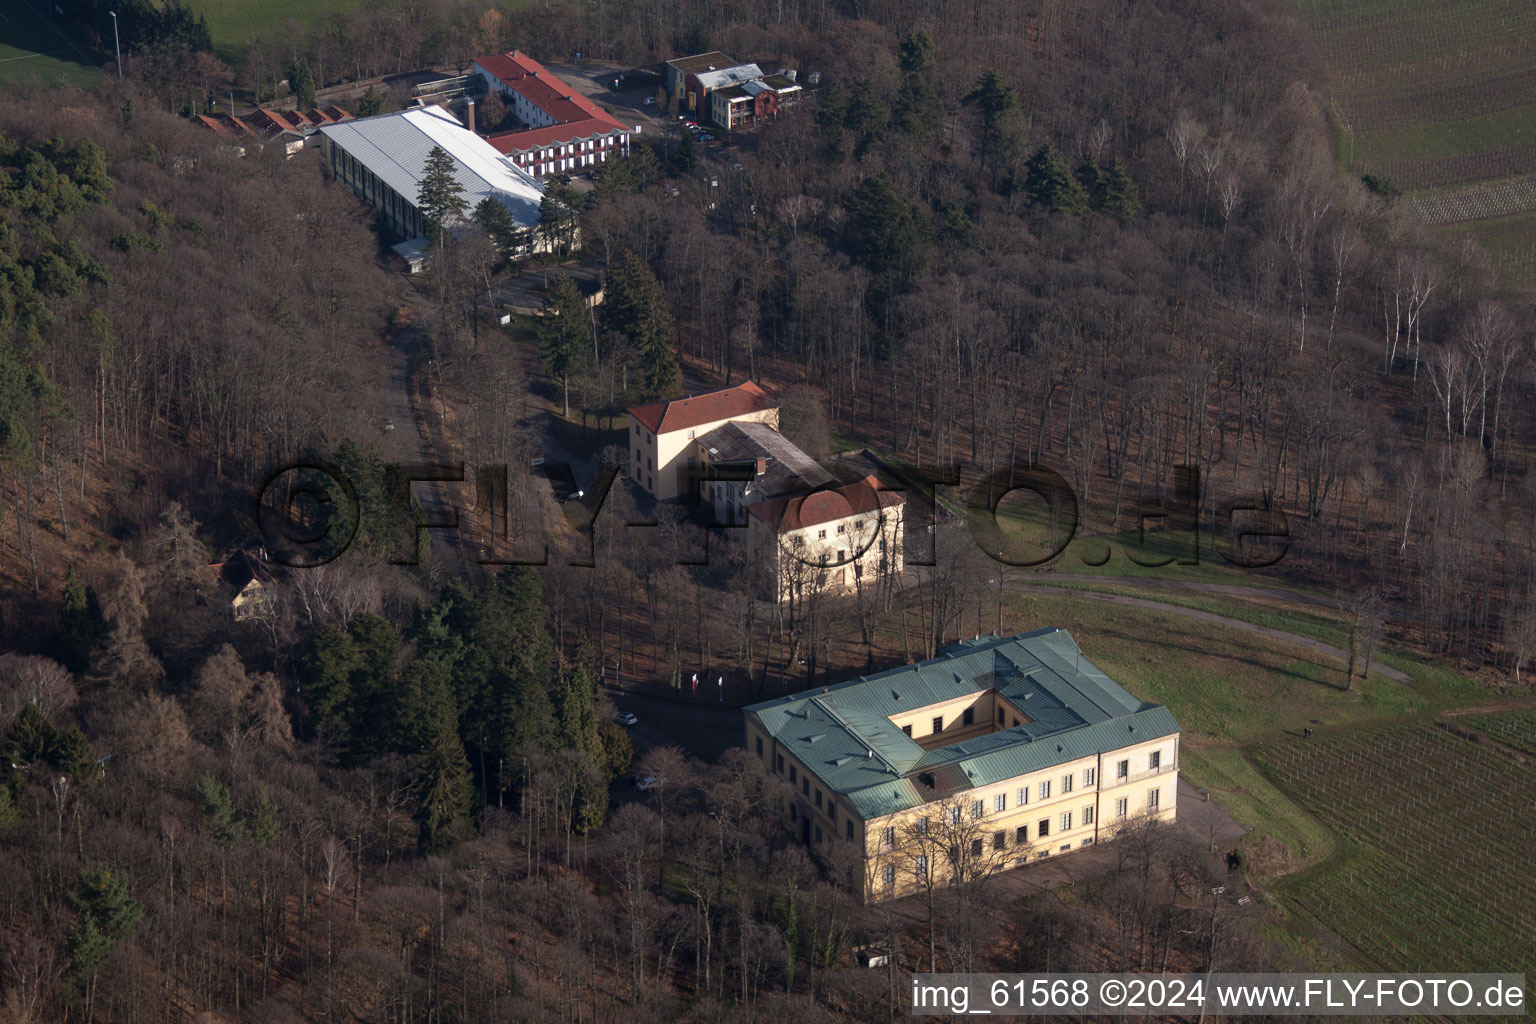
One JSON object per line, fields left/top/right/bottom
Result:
{"left": 628, "top": 380, "right": 775, "bottom": 434}
{"left": 317, "top": 105, "right": 546, "bottom": 231}
{"left": 695, "top": 420, "right": 834, "bottom": 498}
{"left": 474, "top": 51, "right": 629, "bottom": 155}
{"left": 746, "top": 630, "right": 1180, "bottom": 820}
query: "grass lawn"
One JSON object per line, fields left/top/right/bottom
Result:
{"left": 1442, "top": 210, "right": 1536, "bottom": 294}
{"left": 0, "top": 2, "right": 100, "bottom": 89}
{"left": 1004, "top": 592, "right": 1431, "bottom": 745}
{"left": 1021, "top": 577, "right": 1485, "bottom": 703}
{"left": 183, "top": 0, "right": 369, "bottom": 66}
{"left": 1179, "top": 748, "right": 1336, "bottom": 875}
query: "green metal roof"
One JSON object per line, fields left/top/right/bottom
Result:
{"left": 746, "top": 629, "right": 1181, "bottom": 820}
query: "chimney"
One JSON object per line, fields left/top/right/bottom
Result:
{"left": 755, "top": 457, "right": 767, "bottom": 477}
{"left": 465, "top": 98, "right": 475, "bottom": 133}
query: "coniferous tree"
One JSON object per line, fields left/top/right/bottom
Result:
{"left": 1024, "top": 143, "right": 1090, "bottom": 213}
{"left": 68, "top": 866, "right": 142, "bottom": 1017}
{"left": 474, "top": 195, "right": 521, "bottom": 262}
{"left": 536, "top": 183, "right": 581, "bottom": 257}
{"left": 416, "top": 145, "right": 468, "bottom": 248}
{"left": 301, "top": 613, "right": 402, "bottom": 758}
{"left": 845, "top": 79, "right": 889, "bottom": 158}
{"left": 603, "top": 252, "right": 678, "bottom": 398}
{"left": 407, "top": 654, "right": 474, "bottom": 853}
{"left": 57, "top": 565, "right": 102, "bottom": 673}
{"left": 357, "top": 86, "right": 388, "bottom": 117}
{"left": 892, "top": 32, "right": 941, "bottom": 143}
{"left": 556, "top": 639, "right": 601, "bottom": 757}
{"left": 5, "top": 703, "right": 55, "bottom": 767}
{"left": 539, "top": 274, "right": 591, "bottom": 417}
{"left": 289, "top": 56, "right": 316, "bottom": 110}
{"left": 965, "top": 71, "right": 1026, "bottom": 181}
{"left": 50, "top": 724, "right": 97, "bottom": 786}
{"left": 196, "top": 772, "right": 245, "bottom": 845}
{"left": 331, "top": 440, "right": 396, "bottom": 558}
{"left": 672, "top": 128, "right": 697, "bottom": 174}
{"left": 1075, "top": 157, "right": 1105, "bottom": 209}
{"left": 248, "top": 788, "right": 280, "bottom": 849}
{"left": 1102, "top": 159, "right": 1141, "bottom": 220}
{"left": 844, "top": 174, "right": 932, "bottom": 283}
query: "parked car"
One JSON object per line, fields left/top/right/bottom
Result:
{"left": 633, "top": 775, "right": 658, "bottom": 791}
{"left": 383, "top": 418, "right": 394, "bottom": 431}
{"left": 699, "top": 133, "right": 715, "bottom": 142}
{"left": 617, "top": 711, "right": 638, "bottom": 726}
{"left": 559, "top": 489, "right": 585, "bottom": 504}
{"left": 643, "top": 96, "right": 656, "bottom": 105}
{"left": 559, "top": 173, "right": 573, "bottom": 184}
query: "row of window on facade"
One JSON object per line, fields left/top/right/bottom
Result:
{"left": 761, "top": 739, "right": 1161, "bottom": 854}
{"left": 875, "top": 789, "right": 1163, "bottom": 889}
{"left": 515, "top": 135, "right": 618, "bottom": 166}
{"left": 880, "top": 788, "right": 1161, "bottom": 850}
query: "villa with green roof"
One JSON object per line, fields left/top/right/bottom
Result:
{"left": 743, "top": 629, "right": 1181, "bottom": 902}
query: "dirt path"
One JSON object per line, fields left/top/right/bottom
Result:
{"left": 1020, "top": 573, "right": 1339, "bottom": 609}
{"left": 1012, "top": 583, "right": 1414, "bottom": 683}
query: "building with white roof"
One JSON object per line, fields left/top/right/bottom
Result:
{"left": 317, "top": 105, "right": 548, "bottom": 248}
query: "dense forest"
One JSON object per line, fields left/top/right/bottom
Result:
{"left": 2, "top": 0, "right": 1535, "bottom": 1019}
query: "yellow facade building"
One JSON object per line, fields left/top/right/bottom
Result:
{"left": 744, "top": 630, "right": 1181, "bottom": 902}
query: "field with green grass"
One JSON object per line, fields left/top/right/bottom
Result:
{"left": 1463, "top": 707, "right": 1536, "bottom": 757}
{"left": 1441, "top": 211, "right": 1536, "bottom": 294}
{"left": 0, "top": 2, "right": 100, "bottom": 89}
{"left": 1254, "top": 723, "right": 1536, "bottom": 989}
{"left": 1300, "top": 0, "right": 1536, "bottom": 190}
{"left": 1299, "top": 0, "right": 1536, "bottom": 293}
{"left": 1004, "top": 591, "right": 1431, "bottom": 745}
{"left": 1179, "top": 747, "right": 1336, "bottom": 873}
{"left": 183, "top": 0, "right": 368, "bottom": 65}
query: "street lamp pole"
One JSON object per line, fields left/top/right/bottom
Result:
{"left": 109, "top": 11, "right": 122, "bottom": 77}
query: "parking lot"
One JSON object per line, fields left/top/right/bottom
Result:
{"left": 544, "top": 62, "right": 672, "bottom": 135}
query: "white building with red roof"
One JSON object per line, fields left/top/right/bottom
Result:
{"left": 743, "top": 475, "right": 905, "bottom": 602}
{"left": 627, "top": 381, "right": 905, "bottom": 602}
{"left": 472, "top": 51, "right": 631, "bottom": 177}
{"left": 628, "top": 381, "right": 778, "bottom": 501}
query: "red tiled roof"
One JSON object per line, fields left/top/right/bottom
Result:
{"left": 245, "top": 109, "right": 300, "bottom": 134}
{"left": 485, "top": 120, "right": 627, "bottom": 155}
{"left": 747, "top": 475, "right": 905, "bottom": 534}
{"left": 201, "top": 107, "right": 352, "bottom": 142}
{"left": 193, "top": 114, "right": 261, "bottom": 138}
{"left": 629, "top": 381, "right": 774, "bottom": 434}
{"left": 473, "top": 50, "right": 629, "bottom": 155}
